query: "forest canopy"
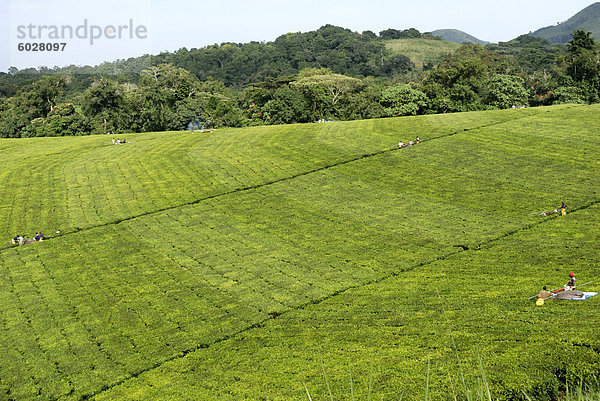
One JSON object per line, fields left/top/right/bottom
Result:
{"left": 1, "top": 26, "right": 599, "bottom": 137}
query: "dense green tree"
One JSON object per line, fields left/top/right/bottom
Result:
{"left": 546, "top": 86, "right": 589, "bottom": 104}
{"left": 240, "top": 81, "right": 282, "bottom": 110}
{"left": 21, "top": 103, "right": 89, "bottom": 137}
{"left": 379, "top": 28, "right": 422, "bottom": 40}
{"left": 291, "top": 68, "right": 363, "bottom": 119}
{"left": 146, "top": 25, "right": 388, "bottom": 86}
{"left": 293, "top": 68, "right": 363, "bottom": 105}
{"left": 0, "top": 98, "right": 27, "bottom": 137}
{"left": 201, "top": 95, "right": 244, "bottom": 128}
{"left": 139, "top": 64, "right": 201, "bottom": 102}
{"left": 486, "top": 74, "right": 529, "bottom": 108}
{"left": 542, "top": 30, "right": 600, "bottom": 103}
{"left": 487, "top": 35, "right": 564, "bottom": 74}
{"left": 132, "top": 64, "right": 206, "bottom": 131}
{"left": 6, "top": 25, "right": 600, "bottom": 136}
{"left": 565, "top": 30, "right": 600, "bottom": 82}
{"left": 81, "top": 78, "right": 127, "bottom": 134}
{"left": 379, "top": 29, "right": 403, "bottom": 40}
{"left": 262, "top": 86, "right": 310, "bottom": 124}
{"left": 401, "top": 28, "right": 422, "bottom": 39}
{"left": 423, "top": 44, "right": 523, "bottom": 112}
{"left": 381, "top": 55, "right": 415, "bottom": 76}
{"left": 0, "top": 76, "right": 68, "bottom": 137}
{"left": 166, "top": 97, "right": 206, "bottom": 130}
{"left": 342, "top": 80, "right": 386, "bottom": 120}
{"left": 380, "top": 84, "right": 429, "bottom": 116}
{"left": 526, "top": 70, "right": 558, "bottom": 104}
{"left": 30, "top": 76, "right": 68, "bottom": 115}
{"left": 361, "top": 30, "right": 378, "bottom": 39}
{"left": 0, "top": 73, "right": 19, "bottom": 97}
{"left": 567, "top": 30, "right": 597, "bottom": 54}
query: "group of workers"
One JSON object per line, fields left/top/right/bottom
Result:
{"left": 11, "top": 231, "right": 45, "bottom": 246}
{"left": 398, "top": 136, "right": 420, "bottom": 148}
{"left": 536, "top": 272, "right": 578, "bottom": 305}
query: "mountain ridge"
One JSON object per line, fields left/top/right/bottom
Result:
{"left": 431, "top": 29, "right": 489, "bottom": 45}
{"left": 530, "top": 2, "right": 600, "bottom": 43}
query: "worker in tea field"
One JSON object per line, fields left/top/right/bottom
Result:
{"left": 564, "top": 272, "right": 576, "bottom": 290}
{"left": 536, "top": 286, "right": 553, "bottom": 306}
{"left": 11, "top": 235, "right": 24, "bottom": 245}
{"left": 540, "top": 201, "right": 568, "bottom": 216}
{"left": 398, "top": 137, "right": 420, "bottom": 148}
{"left": 538, "top": 286, "right": 552, "bottom": 299}
{"left": 560, "top": 201, "right": 568, "bottom": 216}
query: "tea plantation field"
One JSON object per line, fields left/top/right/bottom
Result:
{"left": 0, "top": 104, "right": 598, "bottom": 400}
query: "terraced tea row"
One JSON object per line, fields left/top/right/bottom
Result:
{"left": 95, "top": 203, "right": 600, "bottom": 401}
{"left": 0, "top": 107, "right": 545, "bottom": 242}
{"left": 0, "top": 104, "right": 596, "bottom": 400}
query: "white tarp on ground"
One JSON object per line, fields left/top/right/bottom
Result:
{"left": 555, "top": 290, "right": 599, "bottom": 300}
{"left": 569, "top": 292, "right": 599, "bottom": 300}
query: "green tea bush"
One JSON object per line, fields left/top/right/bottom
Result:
{"left": 0, "top": 104, "right": 598, "bottom": 400}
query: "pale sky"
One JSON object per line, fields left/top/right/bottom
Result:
{"left": 0, "top": 0, "right": 597, "bottom": 72}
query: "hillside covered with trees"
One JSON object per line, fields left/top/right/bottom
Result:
{"left": 1, "top": 25, "right": 599, "bottom": 137}
{"left": 531, "top": 2, "right": 600, "bottom": 43}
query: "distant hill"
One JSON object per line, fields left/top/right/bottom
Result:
{"left": 431, "top": 29, "right": 489, "bottom": 45}
{"left": 385, "top": 38, "right": 460, "bottom": 69}
{"left": 531, "top": 2, "right": 600, "bottom": 43}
